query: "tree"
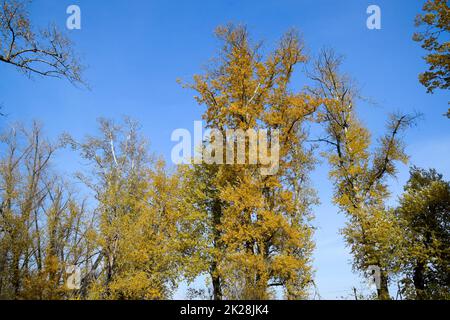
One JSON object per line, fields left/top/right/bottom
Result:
{"left": 0, "top": 117, "right": 206, "bottom": 300}
{"left": 183, "top": 25, "right": 319, "bottom": 299}
{"left": 0, "top": 0, "right": 84, "bottom": 85}
{"left": 0, "top": 122, "right": 91, "bottom": 299}
{"left": 180, "top": 163, "right": 228, "bottom": 300}
{"left": 309, "top": 49, "right": 417, "bottom": 300}
{"left": 413, "top": 0, "right": 450, "bottom": 117}
{"left": 396, "top": 167, "right": 450, "bottom": 300}
{"left": 70, "top": 118, "right": 190, "bottom": 299}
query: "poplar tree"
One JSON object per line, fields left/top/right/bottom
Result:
{"left": 309, "top": 49, "right": 417, "bottom": 300}
{"left": 183, "top": 25, "right": 320, "bottom": 299}
{"left": 0, "top": 122, "right": 91, "bottom": 299}
{"left": 71, "top": 118, "right": 190, "bottom": 299}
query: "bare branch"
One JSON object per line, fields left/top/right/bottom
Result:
{"left": 0, "top": 0, "right": 86, "bottom": 86}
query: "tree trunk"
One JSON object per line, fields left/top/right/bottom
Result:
{"left": 12, "top": 250, "right": 21, "bottom": 298}
{"left": 413, "top": 261, "right": 426, "bottom": 300}
{"left": 377, "top": 271, "right": 391, "bottom": 300}
{"left": 211, "top": 262, "right": 222, "bottom": 300}
{"left": 211, "top": 200, "right": 223, "bottom": 300}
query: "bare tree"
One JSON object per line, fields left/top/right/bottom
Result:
{"left": 0, "top": 0, "right": 85, "bottom": 85}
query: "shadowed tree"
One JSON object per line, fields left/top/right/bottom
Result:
{"left": 396, "top": 167, "right": 450, "bottom": 300}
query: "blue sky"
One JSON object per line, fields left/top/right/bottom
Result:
{"left": 0, "top": 0, "right": 448, "bottom": 299}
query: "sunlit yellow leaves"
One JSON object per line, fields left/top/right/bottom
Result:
{"left": 182, "top": 24, "right": 317, "bottom": 299}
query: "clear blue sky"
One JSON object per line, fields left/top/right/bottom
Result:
{"left": 0, "top": 0, "right": 448, "bottom": 299}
